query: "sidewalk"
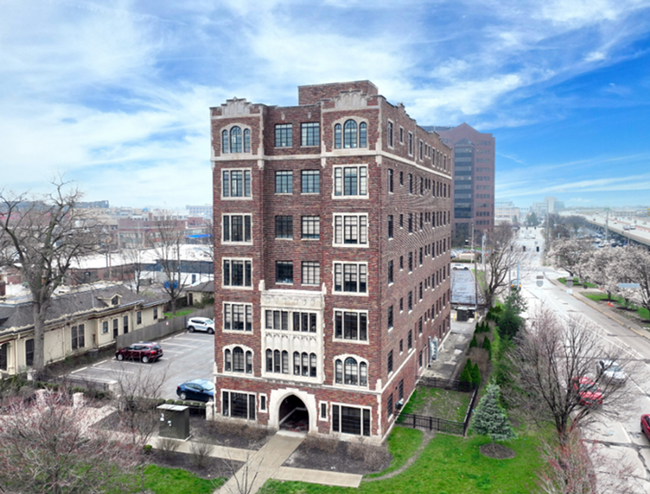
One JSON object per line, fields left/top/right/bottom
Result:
{"left": 424, "top": 318, "right": 476, "bottom": 380}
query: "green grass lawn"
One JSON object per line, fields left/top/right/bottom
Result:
{"left": 365, "top": 427, "right": 423, "bottom": 479}
{"left": 585, "top": 293, "right": 650, "bottom": 320}
{"left": 263, "top": 432, "right": 544, "bottom": 494}
{"left": 399, "top": 387, "right": 471, "bottom": 422}
{"left": 139, "top": 465, "right": 225, "bottom": 494}
{"left": 163, "top": 309, "right": 194, "bottom": 319}
{"left": 557, "top": 277, "right": 597, "bottom": 288}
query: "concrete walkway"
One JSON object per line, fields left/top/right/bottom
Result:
{"left": 216, "top": 431, "right": 304, "bottom": 494}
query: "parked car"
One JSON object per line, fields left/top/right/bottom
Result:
{"left": 187, "top": 317, "right": 215, "bottom": 334}
{"left": 176, "top": 378, "right": 214, "bottom": 402}
{"left": 571, "top": 376, "right": 603, "bottom": 406}
{"left": 115, "top": 342, "right": 163, "bottom": 363}
{"left": 641, "top": 415, "right": 650, "bottom": 441}
{"left": 596, "top": 360, "right": 627, "bottom": 385}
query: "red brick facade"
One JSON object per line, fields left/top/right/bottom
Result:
{"left": 211, "top": 81, "right": 452, "bottom": 441}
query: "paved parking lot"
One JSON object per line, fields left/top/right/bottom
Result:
{"left": 67, "top": 330, "right": 214, "bottom": 400}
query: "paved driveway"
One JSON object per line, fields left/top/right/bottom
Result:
{"left": 66, "top": 331, "right": 214, "bottom": 401}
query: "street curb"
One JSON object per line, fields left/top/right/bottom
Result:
{"left": 572, "top": 291, "right": 650, "bottom": 341}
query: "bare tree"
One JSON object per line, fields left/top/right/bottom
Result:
{"left": 0, "top": 181, "right": 99, "bottom": 374}
{"left": 0, "top": 390, "right": 141, "bottom": 493}
{"left": 547, "top": 237, "right": 595, "bottom": 284}
{"left": 148, "top": 214, "right": 188, "bottom": 315}
{"left": 122, "top": 246, "right": 146, "bottom": 294}
{"left": 480, "top": 223, "right": 523, "bottom": 308}
{"left": 536, "top": 427, "right": 637, "bottom": 494}
{"left": 508, "top": 306, "right": 633, "bottom": 445}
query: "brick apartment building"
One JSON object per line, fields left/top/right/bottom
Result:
{"left": 211, "top": 81, "right": 452, "bottom": 441}
{"left": 429, "top": 123, "right": 495, "bottom": 244}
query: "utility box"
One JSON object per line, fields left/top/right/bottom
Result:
{"left": 157, "top": 404, "right": 190, "bottom": 440}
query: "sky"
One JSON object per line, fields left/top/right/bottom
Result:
{"left": 2, "top": 0, "right": 650, "bottom": 211}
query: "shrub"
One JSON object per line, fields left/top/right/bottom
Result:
{"left": 157, "top": 437, "right": 180, "bottom": 460}
{"left": 303, "top": 435, "right": 338, "bottom": 453}
{"left": 482, "top": 336, "right": 492, "bottom": 357}
{"left": 471, "top": 362, "right": 481, "bottom": 387}
{"left": 460, "top": 359, "right": 474, "bottom": 386}
{"left": 189, "top": 441, "right": 214, "bottom": 469}
{"left": 469, "top": 334, "right": 478, "bottom": 349}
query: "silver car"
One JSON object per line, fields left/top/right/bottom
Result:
{"left": 187, "top": 317, "right": 215, "bottom": 334}
{"left": 597, "top": 360, "right": 627, "bottom": 385}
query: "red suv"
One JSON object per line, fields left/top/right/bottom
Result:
{"left": 571, "top": 376, "right": 603, "bottom": 406}
{"left": 116, "top": 342, "right": 163, "bottom": 363}
{"left": 641, "top": 415, "right": 650, "bottom": 441}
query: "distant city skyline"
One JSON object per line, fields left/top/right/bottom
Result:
{"left": 2, "top": 1, "right": 649, "bottom": 209}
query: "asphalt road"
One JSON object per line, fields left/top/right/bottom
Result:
{"left": 517, "top": 227, "right": 650, "bottom": 493}
{"left": 67, "top": 330, "right": 215, "bottom": 401}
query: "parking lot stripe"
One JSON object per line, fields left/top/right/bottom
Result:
{"left": 71, "top": 366, "right": 88, "bottom": 374}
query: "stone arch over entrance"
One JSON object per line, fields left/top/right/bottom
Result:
{"left": 269, "top": 388, "right": 317, "bottom": 433}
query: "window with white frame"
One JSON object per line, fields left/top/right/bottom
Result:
{"left": 334, "top": 310, "right": 368, "bottom": 341}
{"left": 332, "top": 404, "right": 370, "bottom": 436}
{"left": 222, "top": 214, "right": 252, "bottom": 243}
{"left": 301, "top": 170, "right": 320, "bottom": 193}
{"left": 333, "top": 214, "right": 368, "bottom": 246}
{"left": 223, "top": 303, "right": 253, "bottom": 332}
{"left": 223, "top": 346, "right": 253, "bottom": 374}
{"left": 301, "top": 122, "right": 319, "bottom": 147}
{"left": 275, "top": 171, "right": 293, "bottom": 194}
{"left": 333, "top": 262, "right": 367, "bottom": 293}
{"left": 275, "top": 124, "right": 292, "bottom": 147}
{"left": 222, "top": 391, "right": 256, "bottom": 420}
{"left": 221, "top": 126, "right": 252, "bottom": 154}
{"left": 222, "top": 169, "right": 252, "bottom": 198}
{"left": 223, "top": 258, "right": 252, "bottom": 287}
{"left": 408, "top": 132, "right": 413, "bottom": 155}
{"left": 334, "top": 120, "right": 368, "bottom": 149}
{"left": 264, "top": 309, "right": 317, "bottom": 332}
{"left": 333, "top": 166, "right": 368, "bottom": 197}
{"left": 302, "top": 261, "right": 320, "bottom": 285}
{"left": 388, "top": 121, "right": 394, "bottom": 147}
{"left": 288, "top": 351, "right": 317, "bottom": 377}
{"left": 334, "top": 356, "right": 368, "bottom": 386}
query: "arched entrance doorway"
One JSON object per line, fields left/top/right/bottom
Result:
{"left": 278, "top": 395, "right": 309, "bottom": 432}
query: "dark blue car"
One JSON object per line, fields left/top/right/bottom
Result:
{"left": 176, "top": 378, "right": 214, "bottom": 402}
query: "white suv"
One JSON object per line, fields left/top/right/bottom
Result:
{"left": 187, "top": 317, "right": 215, "bottom": 334}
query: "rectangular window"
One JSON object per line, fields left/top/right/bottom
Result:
{"left": 222, "top": 169, "right": 252, "bottom": 198}
{"left": 25, "top": 339, "right": 34, "bottom": 367}
{"left": 275, "top": 171, "right": 293, "bottom": 194}
{"left": 408, "top": 132, "right": 413, "bottom": 155}
{"left": 223, "top": 214, "right": 252, "bottom": 243}
{"left": 408, "top": 291, "right": 413, "bottom": 311}
{"left": 419, "top": 140, "right": 423, "bottom": 160}
{"left": 301, "top": 122, "right": 319, "bottom": 147}
{"left": 388, "top": 306, "right": 393, "bottom": 330}
{"left": 71, "top": 324, "right": 85, "bottom": 350}
{"left": 276, "top": 261, "right": 293, "bottom": 284}
{"left": 153, "top": 308, "right": 158, "bottom": 320}
{"left": 301, "top": 216, "right": 320, "bottom": 239}
{"left": 0, "top": 344, "right": 7, "bottom": 371}
{"left": 224, "top": 303, "right": 253, "bottom": 331}
{"left": 388, "top": 215, "right": 393, "bottom": 239}
{"left": 222, "top": 391, "right": 256, "bottom": 420}
{"left": 333, "top": 166, "right": 368, "bottom": 197}
{"left": 275, "top": 216, "right": 293, "bottom": 239}
{"left": 408, "top": 252, "right": 413, "bottom": 272}
{"left": 388, "top": 260, "right": 394, "bottom": 284}
{"left": 408, "top": 330, "right": 412, "bottom": 350}
{"left": 409, "top": 174, "right": 413, "bottom": 194}
{"left": 388, "top": 121, "right": 394, "bottom": 147}
{"left": 387, "top": 350, "right": 393, "bottom": 374}
{"left": 123, "top": 316, "right": 128, "bottom": 334}
{"left": 261, "top": 395, "right": 267, "bottom": 411}
{"left": 388, "top": 168, "right": 393, "bottom": 193}
{"left": 321, "top": 402, "right": 327, "bottom": 419}
{"left": 301, "top": 170, "right": 320, "bottom": 193}
{"left": 136, "top": 311, "right": 142, "bottom": 325}
{"left": 408, "top": 213, "right": 413, "bottom": 233}
{"left": 387, "top": 394, "right": 393, "bottom": 417}
{"left": 113, "top": 318, "right": 119, "bottom": 338}
{"left": 302, "top": 261, "right": 320, "bottom": 285}
{"left": 399, "top": 127, "right": 404, "bottom": 143}
{"left": 333, "top": 262, "right": 367, "bottom": 294}
{"left": 334, "top": 310, "right": 368, "bottom": 341}
{"left": 223, "top": 259, "right": 253, "bottom": 287}
{"left": 333, "top": 214, "right": 368, "bottom": 246}
{"left": 266, "top": 310, "right": 289, "bottom": 330}
{"left": 275, "top": 124, "right": 292, "bottom": 147}
{"left": 292, "top": 311, "right": 318, "bottom": 332}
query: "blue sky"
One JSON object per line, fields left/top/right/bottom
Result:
{"left": 2, "top": 0, "right": 650, "bottom": 210}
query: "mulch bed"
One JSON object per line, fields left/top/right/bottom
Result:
{"left": 189, "top": 415, "right": 272, "bottom": 450}
{"left": 283, "top": 440, "right": 391, "bottom": 475}
{"left": 146, "top": 449, "right": 241, "bottom": 480}
{"left": 479, "top": 443, "right": 516, "bottom": 459}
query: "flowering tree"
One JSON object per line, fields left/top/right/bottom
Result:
{"left": 583, "top": 247, "right": 621, "bottom": 300}
{"left": 618, "top": 245, "right": 650, "bottom": 318}
{"left": 0, "top": 391, "right": 142, "bottom": 493}
{"left": 547, "top": 237, "right": 594, "bottom": 284}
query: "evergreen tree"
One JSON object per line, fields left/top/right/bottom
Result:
{"left": 471, "top": 384, "right": 517, "bottom": 443}
{"left": 471, "top": 362, "right": 481, "bottom": 387}
{"left": 482, "top": 336, "right": 492, "bottom": 358}
{"left": 470, "top": 334, "right": 478, "bottom": 348}
{"left": 460, "top": 359, "right": 473, "bottom": 388}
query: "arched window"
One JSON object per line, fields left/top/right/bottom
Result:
{"left": 334, "top": 124, "right": 342, "bottom": 149}
{"left": 359, "top": 122, "right": 367, "bottom": 148}
{"left": 230, "top": 126, "right": 242, "bottom": 153}
{"left": 282, "top": 350, "right": 289, "bottom": 374}
{"left": 335, "top": 359, "right": 342, "bottom": 384}
{"left": 301, "top": 352, "right": 309, "bottom": 376}
{"left": 293, "top": 351, "right": 300, "bottom": 375}
{"left": 310, "top": 353, "right": 317, "bottom": 377}
{"left": 274, "top": 349, "right": 281, "bottom": 373}
{"left": 246, "top": 351, "right": 253, "bottom": 374}
{"left": 224, "top": 349, "right": 232, "bottom": 372}
{"left": 222, "top": 130, "right": 229, "bottom": 154}
{"left": 233, "top": 347, "right": 244, "bottom": 372}
{"left": 360, "top": 362, "right": 368, "bottom": 386}
{"left": 344, "top": 357, "right": 358, "bottom": 385}
{"left": 344, "top": 120, "right": 357, "bottom": 149}
{"left": 244, "top": 129, "right": 251, "bottom": 153}
{"left": 266, "top": 349, "right": 273, "bottom": 372}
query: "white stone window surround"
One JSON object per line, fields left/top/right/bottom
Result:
{"left": 221, "top": 167, "right": 253, "bottom": 201}
{"left": 332, "top": 212, "right": 369, "bottom": 248}
{"left": 221, "top": 213, "right": 253, "bottom": 245}
{"left": 333, "top": 353, "right": 370, "bottom": 389}
{"left": 222, "top": 257, "right": 253, "bottom": 290}
{"left": 332, "top": 308, "right": 370, "bottom": 344}
{"left": 220, "top": 123, "right": 253, "bottom": 155}
{"left": 222, "top": 344, "right": 255, "bottom": 374}
{"left": 332, "top": 261, "right": 369, "bottom": 296}
{"left": 330, "top": 401, "right": 372, "bottom": 437}
{"left": 222, "top": 302, "right": 253, "bottom": 333}
{"left": 331, "top": 164, "right": 369, "bottom": 200}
